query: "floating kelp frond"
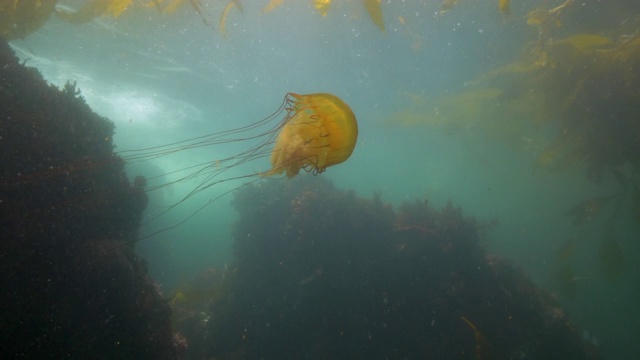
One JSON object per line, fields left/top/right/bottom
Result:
{"left": 0, "top": 0, "right": 56, "bottom": 40}
{"left": 158, "top": 0, "right": 186, "bottom": 14}
{"left": 385, "top": 88, "right": 503, "bottom": 137}
{"left": 364, "top": 0, "right": 385, "bottom": 32}
{"left": 471, "top": 60, "right": 546, "bottom": 86}
{"left": 55, "top": 0, "right": 133, "bottom": 24}
{"left": 261, "top": 0, "right": 284, "bottom": 14}
{"left": 526, "top": 8, "right": 548, "bottom": 26}
{"left": 219, "top": 0, "right": 241, "bottom": 37}
{"left": 387, "top": 18, "right": 640, "bottom": 189}
{"left": 439, "top": 0, "right": 460, "bottom": 15}
{"left": 105, "top": 0, "right": 133, "bottom": 17}
{"left": 314, "top": 0, "right": 331, "bottom": 17}
{"left": 498, "top": 0, "right": 510, "bottom": 16}
{"left": 439, "top": 0, "right": 513, "bottom": 17}
{"left": 551, "top": 34, "right": 612, "bottom": 50}
{"left": 527, "top": 0, "right": 574, "bottom": 26}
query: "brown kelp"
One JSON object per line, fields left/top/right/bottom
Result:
{"left": 386, "top": 3, "right": 640, "bottom": 290}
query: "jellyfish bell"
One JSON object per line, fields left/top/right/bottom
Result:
{"left": 119, "top": 92, "right": 358, "bottom": 240}
{"left": 265, "top": 93, "right": 358, "bottom": 178}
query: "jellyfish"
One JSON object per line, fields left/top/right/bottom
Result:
{"left": 265, "top": 93, "right": 358, "bottom": 178}
{"left": 119, "top": 92, "right": 358, "bottom": 239}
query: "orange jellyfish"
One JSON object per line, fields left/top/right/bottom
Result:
{"left": 265, "top": 93, "right": 358, "bottom": 178}
{"left": 119, "top": 92, "right": 358, "bottom": 238}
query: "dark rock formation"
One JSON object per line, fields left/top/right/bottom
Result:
{"left": 201, "top": 176, "right": 600, "bottom": 359}
{"left": 0, "top": 39, "right": 184, "bottom": 359}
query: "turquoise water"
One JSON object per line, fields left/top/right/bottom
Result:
{"left": 10, "top": 1, "right": 640, "bottom": 358}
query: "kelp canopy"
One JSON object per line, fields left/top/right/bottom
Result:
{"left": 0, "top": 0, "right": 389, "bottom": 40}
{"left": 390, "top": 29, "right": 640, "bottom": 177}
{"left": 383, "top": 1, "right": 640, "bottom": 288}
{"left": 386, "top": 0, "right": 640, "bottom": 181}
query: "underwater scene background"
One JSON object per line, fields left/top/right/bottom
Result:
{"left": 2, "top": 0, "right": 640, "bottom": 358}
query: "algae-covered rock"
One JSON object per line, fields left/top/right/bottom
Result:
{"left": 204, "top": 175, "right": 600, "bottom": 359}
{"left": 0, "top": 39, "right": 184, "bottom": 359}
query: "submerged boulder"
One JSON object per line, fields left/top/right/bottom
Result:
{"left": 0, "top": 39, "right": 184, "bottom": 359}
{"left": 203, "top": 175, "right": 600, "bottom": 359}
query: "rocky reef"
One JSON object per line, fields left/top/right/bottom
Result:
{"left": 0, "top": 39, "right": 184, "bottom": 359}
{"left": 191, "top": 175, "right": 601, "bottom": 359}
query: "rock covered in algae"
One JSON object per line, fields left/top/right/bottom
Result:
{"left": 0, "top": 39, "right": 185, "bottom": 359}
{"left": 203, "top": 175, "right": 600, "bottom": 359}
